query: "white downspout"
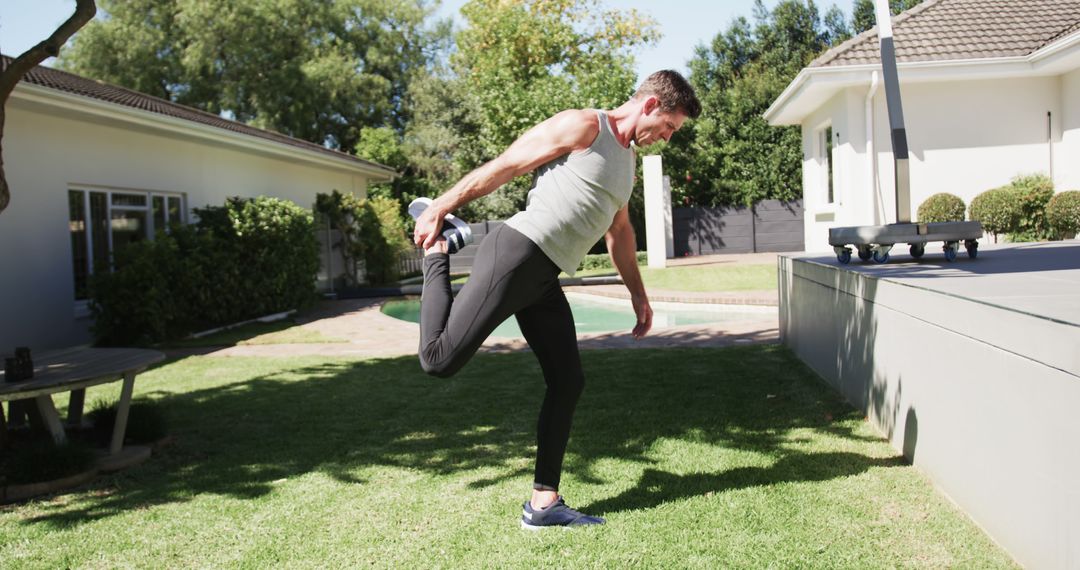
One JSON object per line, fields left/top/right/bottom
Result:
{"left": 866, "top": 71, "right": 885, "bottom": 225}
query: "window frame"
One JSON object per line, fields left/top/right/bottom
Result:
{"left": 68, "top": 186, "right": 186, "bottom": 308}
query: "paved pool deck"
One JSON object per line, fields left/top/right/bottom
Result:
{"left": 166, "top": 252, "right": 786, "bottom": 360}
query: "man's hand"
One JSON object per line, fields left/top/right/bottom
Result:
{"left": 413, "top": 205, "right": 446, "bottom": 250}
{"left": 631, "top": 294, "right": 653, "bottom": 339}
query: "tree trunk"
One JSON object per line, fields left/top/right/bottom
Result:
{"left": 0, "top": 0, "right": 97, "bottom": 216}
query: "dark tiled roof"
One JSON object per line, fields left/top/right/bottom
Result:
{"left": 3, "top": 55, "right": 395, "bottom": 175}
{"left": 811, "top": 0, "right": 1080, "bottom": 68}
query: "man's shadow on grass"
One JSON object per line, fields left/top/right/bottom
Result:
{"left": 584, "top": 452, "right": 905, "bottom": 515}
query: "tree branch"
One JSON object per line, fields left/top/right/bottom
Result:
{"left": 0, "top": 0, "right": 97, "bottom": 214}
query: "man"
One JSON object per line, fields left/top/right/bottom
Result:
{"left": 412, "top": 70, "right": 701, "bottom": 529}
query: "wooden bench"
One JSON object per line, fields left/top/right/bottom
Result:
{"left": 1, "top": 347, "right": 164, "bottom": 455}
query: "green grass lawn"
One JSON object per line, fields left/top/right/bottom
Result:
{"left": 640, "top": 263, "right": 776, "bottom": 292}
{"left": 453, "top": 263, "right": 778, "bottom": 292}
{"left": 158, "top": 320, "right": 348, "bottom": 349}
{"left": 0, "top": 346, "right": 1014, "bottom": 568}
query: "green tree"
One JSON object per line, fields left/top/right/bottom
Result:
{"left": 59, "top": 0, "right": 449, "bottom": 151}
{"left": 666, "top": 0, "right": 924, "bottom": 208}
{"left": 449, "top": 0, "right": 659, "bottom": 220}
{"left": 1, "top": 0, "right": 96, "bottom": 216}
{"left": 852, "top": 0, "right": 925, "bottom": 35}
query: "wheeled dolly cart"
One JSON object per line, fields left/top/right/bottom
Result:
{"left": 829, "top": 221, "right": 982, "bottom": 264}
{"left": 827, "top": 0, "right": 983, "bottom": 264}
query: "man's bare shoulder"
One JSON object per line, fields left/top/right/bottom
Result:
{"left": 546, "top": 109, "right": 601, "bottom": 150}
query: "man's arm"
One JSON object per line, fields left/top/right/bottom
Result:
{"left": 414, "top": 109, "right": 600, "bottom": 249}
{"left": 605, "top": 206, "right": 652, "bottom": 339}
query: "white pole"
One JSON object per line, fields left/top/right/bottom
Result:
{"left": 643, "top": 155, "right": 670, "bottom": 269}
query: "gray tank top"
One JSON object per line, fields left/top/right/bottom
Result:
{"left": 505, "top": 110, "right": 635, "bottom": 276}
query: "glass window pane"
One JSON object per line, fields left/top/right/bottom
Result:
{"left": 111, "top": 210, "right": 148, "bottom": 258}
{"left": 69, "top": 191, "right": 88, "bottom": 300}
{"left": 153, "top": 196, "right": 166, "bottom": 236}
{"left": 112, "top": 193, "right": 147, "bottom": 207}
{"left": 168, "top": 196, "right": 183, "bottom": 227}
{"left": 90, "top": 192, "right": 110, "bottom": 271}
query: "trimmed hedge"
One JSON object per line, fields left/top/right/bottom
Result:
{"left": 917, "top": 193, "right": 965, "bottom": 223}
{"left": 90, "top": 196, "right": 319, "bottom": 346}
{"left": 968, "top": 187, "right": 1018, "bottom": 239}
{"left": 1046, "top": 190, "right": 1080, "bottom": 239}
{"left": 969, "top": 174, "right": 1055, "bottom": 241}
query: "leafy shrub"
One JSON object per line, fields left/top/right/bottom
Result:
{"left": 917, "top": 193, "right": 965, "bottom": 223}
{"left": 1008, "top": 174, "right": 1055, "bottom": 240}
{"left": 1046, "top": 190, "right": 1080, "bottom": 239}
{"left": 87, "top": 400, "right": 168, "bottom": 446}
{"left": 315, "top": 191, "right": 413, "bottom": 285}
{"left": 91, "top": 196, "right": 319, "bottom": 345}
{"left": 969, "top": 174, "right": 1055, "bottom": 242}
{"left": 968, "top": 187, "right": 1018, "bottom": 240}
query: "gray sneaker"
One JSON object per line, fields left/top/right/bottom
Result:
{"left": 408, "top": 197, "right": 473, "bottom": 254}
{"left": 520, "top": 496, "right": 605, "bottom": 530}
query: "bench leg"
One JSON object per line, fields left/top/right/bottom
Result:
{"left": 0, "top": 403, "right": 7, "bottom": 449}
{"left": 34, "top": 395, "right": 68, "bottom": 445}
{"left": 7, "top": 400, "right": 28, "bottom": 428}
{"left": 67, "top": 388, "right": 86, "bottom": 427}
{"left": 110, "top": 371, "right": 137, "bottom": 455}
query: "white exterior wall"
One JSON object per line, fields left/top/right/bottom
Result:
{"left": 802, "top": 88, "right": 872, "bottom": 252}
{"left": 1058, "top": 68, "right": 1080, "bottom": 191}
{"left": 1, "top": 98, "right": 372, "bottom": 351}
{"left": 803, "top": 75, "right": 1069, "bottom": 252}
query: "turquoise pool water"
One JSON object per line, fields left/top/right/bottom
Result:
{"left": 380, "top": 293, "right": 773, "bottom": 338}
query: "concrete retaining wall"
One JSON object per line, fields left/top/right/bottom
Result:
{"left": 778, "top": 252, "right": 1080, "bottom": 569}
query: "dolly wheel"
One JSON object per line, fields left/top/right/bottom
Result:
{"left": 965, "top": 239, "right": 979, "bottom": 259}
{"left": 943, "top": 241, "right": 958, "bottom": 262}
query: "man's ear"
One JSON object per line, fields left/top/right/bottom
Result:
{"left": 642, "top": 96, "right": 660, "bottom": 115}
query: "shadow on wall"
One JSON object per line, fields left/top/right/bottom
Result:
{"left": 782, "top": 256, "right": 918, "bottom": 463}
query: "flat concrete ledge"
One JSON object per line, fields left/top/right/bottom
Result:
{"left": 779, "top": 241, "right": 1079, "bottom": 570}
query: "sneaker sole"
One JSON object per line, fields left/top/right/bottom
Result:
{"left": 520, "top": 520, "right": 575, "bottom": 531}
{"left": 407, "top": 197, "right": 432, "bottom": 220}
{"left": 409, "top": 197, "right": 473, "bottom": 251}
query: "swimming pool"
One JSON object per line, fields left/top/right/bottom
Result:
{"left": 380, "top": 292, "right": 775, "bottom": 338}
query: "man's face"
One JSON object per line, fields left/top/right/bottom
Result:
{"left": 635, "top": 99, "right": 688, "bottom": 147}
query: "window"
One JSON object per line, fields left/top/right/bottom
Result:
{"left": 820, "top": 126, "right": 835, "bottom": 205}
{"left": 68, "top": 188, "right": 185, "bottom": 300}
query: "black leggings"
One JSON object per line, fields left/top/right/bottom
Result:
{"left": 419, "top": 224, "right": 583, "bottom": 491}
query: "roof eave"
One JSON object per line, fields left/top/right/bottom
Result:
{"left": 766, "top": 30, "right": 1080, "bottom": 126}
{"left": 11, "top": 82, "right": 399, "bottom": 181}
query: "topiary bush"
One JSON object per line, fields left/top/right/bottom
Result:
{"left": 917, "top": 193, "right": 966, "bottom": 223}
{"left": 90, "top": 196, "right": 320, "bottom": 345}
{"left": 968, "top": 186, "right": 1019, "bottom": 242}
{"left": 1046, "top": 190, "right": 1080, "bottom": 240}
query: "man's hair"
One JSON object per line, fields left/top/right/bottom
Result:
{"left": 634, "top": 70, "right": 701, "bottom": 119}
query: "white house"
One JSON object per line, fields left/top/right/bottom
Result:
{"left": 765, "top": 0, "right": 1080, "bottom": 252}
{"left": 0, "top": 57, "right": 396, "bottom": 351}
